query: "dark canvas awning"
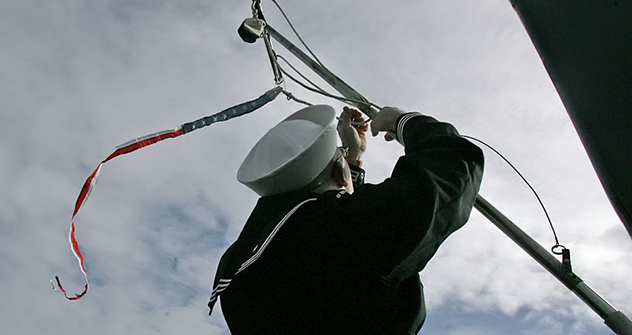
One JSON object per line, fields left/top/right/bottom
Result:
{"left": 509, "top": 0, "right": 632, "bottom": 238}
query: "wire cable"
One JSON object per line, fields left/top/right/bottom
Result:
{"left": 462, "top": 135, "right": 566, "bottom": 254}
{"left": 269, "top": 0, "right": 381, "bottom": 115}
{"left": 279, "top": 64, "right": 380, "bottom": 112}
{"left": 281, "top": 90, "right": 313, "bottom": 106}
{"left": 268, "top": 0, "right": 566, "bottom": 257}
{"left": 276, "top": 55, "right": 381, "bottom": 112}
{"left": 270, "top": 0, "right": 326, "bottom": 68}
{"left": 277, "top": 55, "right": 328, "bottom": 93}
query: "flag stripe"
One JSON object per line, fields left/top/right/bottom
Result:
{"left": 54, "top": 88, "right": 280, "bottom": 300}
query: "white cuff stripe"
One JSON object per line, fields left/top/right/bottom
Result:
{"left": 396, "top": 112, "right": 422, "bottom": 146}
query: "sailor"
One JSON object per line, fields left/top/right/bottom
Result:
{"left": 208, "top": 105, "right": 484, "bottom": 334}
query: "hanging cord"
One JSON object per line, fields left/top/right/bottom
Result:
{"left": 266, "top": 0, "right": 570, "bottom": 269}
{"left": 281, "top": 89, "right": 312, "bottom": 106}
{"left": 266, "top": 2, "right": 566, "bottom": 258}
{"left": 277, "top": 55, "right": 328, "bottom": 93}
{"left": 270, "top": 0, "right": 326, "bottom": 68}
{"left": 268, "top": 0, "right": 380, "bottom": 119}
{"left": 276, "top": 56, "right": 381, "bottom": 113}
{"left": 462, "top": 135, "right": 567, "bottom": 256}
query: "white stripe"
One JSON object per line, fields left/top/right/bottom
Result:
{"left": 115, "top": 129, "right": 179, "bottom": 149}
{"left": 236, "top": 198, "right": 316, "bottom": 274}
{"left": 210, "top": 282, "right": 231, "bottom": 299}
{"left": 211, "top": 278, "right": 232, "bottom": 294}
{"left": 72, "top": 164, "right": 103, "bottom": 220}
{"left": 396, "top": 112, "right": 422, "bottom": 146}
{"left": 209, "top": 197, "right": 316, "bottom": 306}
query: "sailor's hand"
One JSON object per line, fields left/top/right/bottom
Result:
{"left": 337, "top": 107, "right": 367, "bottom": 162}
{"left": 370, "top": 106, "right": 406, "bottom": 141}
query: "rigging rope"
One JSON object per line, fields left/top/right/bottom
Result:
{"left": 276, "top": 55, "right": 382, "bottom": 112}
{"left": 270, "top": 0, "right": 326, "bottom": 68}
{"left": 462, "top": 135, "right": 566, "bottom": 255}
{"left": 263, "top": 0, "right": 382, "bottom": 113}
{"left": 267, "top": 0, "right": 566, "bottom": 255}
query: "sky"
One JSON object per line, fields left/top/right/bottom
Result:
{"left": 1, "top": 0, "right": 631, "bottom": 334}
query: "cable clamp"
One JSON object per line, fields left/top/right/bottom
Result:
{"left": 265, "top": 86, "right": 283, "bottom": 100}
{"left": 552, "top": 244, "right": 572, "bottom": 273}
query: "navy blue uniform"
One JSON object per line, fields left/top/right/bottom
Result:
{"left": 209, "top": 113, "right": 484, "bottom": 334}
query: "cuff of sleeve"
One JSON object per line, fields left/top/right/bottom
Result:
{"left": 396, "top": 112, "right": 423, "bottom": 146}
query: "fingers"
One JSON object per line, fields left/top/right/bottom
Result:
{"left": 338, "top": 107, "right": 368, "bottom": 159}
{"left": 348, "top": 108, "right": 363, "bottom": 121}
{"left": 340, "top": 106, "right": 406, "bottom": 142}
{"left": 370, "top": 106, "right": 406, "bottom": 138}
{"left": 337, "top": 107, "right": 358, "bottom": 141}
{"left": 371, "top": 123, "right": 380, "bottom": 137}
{"left": 338, "top": 107, "right": 351, "bottom": 125}
{"left": 339, "top": 107, "right": 368, "bottom": 135}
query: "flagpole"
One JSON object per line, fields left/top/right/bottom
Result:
{"left": 474, "top": 197, "right": 632, "bottom": 335}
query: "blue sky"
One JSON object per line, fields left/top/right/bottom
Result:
{"left": 1, "top": 0, "right": 630, "bottom": 334}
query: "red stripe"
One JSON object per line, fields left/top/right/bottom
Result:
{"left": 54, "top": 276, "right": 87, "bottom": 301}
{"left": 56, "top": 128, "right": 184, "bottom": 300}
{"left": 54, "top": 222, "right": 89, "bottom": 300}
{"left": 104, "top": 129, "right": 184, "bottom": 163}
{"left": 73, "top": 164, "right": 102, "bottom": 217}
{"left": 69, "top": 222, "right": 86, "bottom": 273}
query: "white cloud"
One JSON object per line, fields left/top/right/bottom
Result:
{"left": 1, "top": 0, "right": 630, "bottom": 334}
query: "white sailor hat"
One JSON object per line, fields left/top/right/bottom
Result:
{"left": 237, "top": 105, "right": 338, "bottom": 196}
